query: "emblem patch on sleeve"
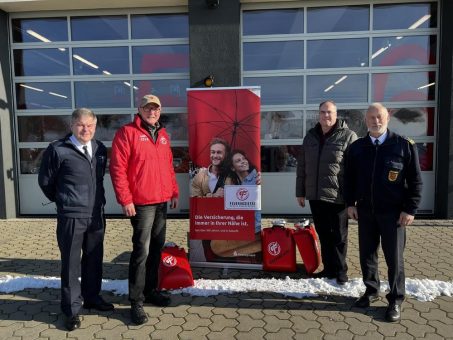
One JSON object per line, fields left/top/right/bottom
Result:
{"left": 388, "top": 170, "right": 399, "bottom": 182}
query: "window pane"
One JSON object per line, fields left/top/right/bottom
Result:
{"left": 243, "top": 9, "right": 303, "bottom": 35}
{"left": 261, "top": 145, "right": 300, "bottom": 173}
{"left": 373, "top": 3, "right": 437, "bottom": 30}
{"left": 20, "top": 148, "right": 45, "bottom": 174}
{"left": 372, "top": 35, "right": 436, "bottom": 66}
{"left": 12, "top": 17, "right": 68, "bottom": 43}
{"left": 417, "top": 143, "right": 433, "bottom": 171}
{"left": 71, "top": 16, "right": 128, "bottom": 41}
{"left": 307, "top": 38, "right": 368, "bottom": 68}
{"left": 75, "top": 81, "right": 131, "bottom": 108}
{"left": 243, "top": 41, "right": 304, "bottom": 71}
{"left": 131, "top": 14, "right": 189, "bottom": 39}
{"left": 132, "top": 45, "right": 189, "bottom": 74}
{"left": 172, "top": 147, "right": 190, "bottom": 173}
{"left": 307, "top": 5, "right": 369, "bottom": 33}
{"left": 307, "top": 74, "right": 368, "bottom": 104}
{"left": 73, "top": 47, "right": 129, "bottom": 75}
{"left": 16, "top": 82, "right": 72, "bottom": 110}
{"left": 372, "top": 71, "right": 435, "bottom": 102}
{"left": 243, "top": 76, "right": 303, "bottom": 105}
{"left": 389, "top": 107, "right": 433, "bottom": 137}
{"left": 160, "top": 113, "right": 188, "bottom": 141}
{"left": 338, "top": 109, "right": 368, "bottom": 137}
{"left": 18, "top": 115, "right": 70, "bottom": 142}
{"left": 133, "top": 79, "right": 189, "bottom": 107}
{"left": 261, "top": 111, "right": 303, "bottom": 140}
{"left": 95, "top": 114, "right": 132, "bottom": 141}
{"left": 14, "top": 49, "right": 69, "bottom": 76}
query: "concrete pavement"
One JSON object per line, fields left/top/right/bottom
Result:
{"left": 0, "top": 218, "right": 452, "bottom": 339}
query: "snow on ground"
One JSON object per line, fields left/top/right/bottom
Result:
{"left": 1, "top": 275, "right": 452, "bottom": 302}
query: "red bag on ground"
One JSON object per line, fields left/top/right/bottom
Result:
{"left": 262, "top": 220, "right": 296, "bottom": 272}
{"left": 158, "top": 243, "right": 194, "bottom": 290}
{"left": 292, "top": 220, "right": 321, "bottom": 275}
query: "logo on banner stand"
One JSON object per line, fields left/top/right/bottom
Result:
{"left": 268, "top": 241, "right": 281, "bottom": 256}
{"left": 163, "top": 255, "right": 177, "bottom": 267}
{"left": 236, "top": 187, "right": 250, "bottom": 201}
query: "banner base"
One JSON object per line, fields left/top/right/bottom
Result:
{"left": 190, "top": 261, "right": 263, "bottom": 270}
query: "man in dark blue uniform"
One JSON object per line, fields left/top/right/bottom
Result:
{"left": 344, "top": 103, "right": 422, "bottom": 322}
{"left": 39, "top": 108, "right": 113, "bottom": 331}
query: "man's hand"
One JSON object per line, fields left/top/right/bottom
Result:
{"left": 399, "top": 212, "right": 414, "bottom": 227}
{"left": 347, "top": 206, "right": 358, "bottom": 220}
{"left": 296, "top": 197, "right": 305, "bottom": 207}
{"left": 212, "top": 187, "right": 224, "bottom": 197}
{"left": 122, "top": 203, "right": 136, "bottom": 217}
{"left": 255, "top": 172, "right": 262, "bottom": 185}
{"left": 170, "top": 197, "right": 178, "bottom": 209}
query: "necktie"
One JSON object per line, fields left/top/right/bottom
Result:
{"left": 83, "top": 145, "right": 91, "bottom": 161}
{"left": 374, "top": 139, "right": 379, "bottom": 147}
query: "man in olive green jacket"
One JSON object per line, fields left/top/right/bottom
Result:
{"left": 296, "top": 100, "right": 357, "bottom": 284}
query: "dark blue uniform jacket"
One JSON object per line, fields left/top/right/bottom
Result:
{"left": 38, "top": 134, "right": 107, "bottom": 218}
{"left": 344, "top": 130, "right": 422, "bottom": 215}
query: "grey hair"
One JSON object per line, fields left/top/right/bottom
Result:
{"left": 71, "top": 108, "right": 97, "bottom": 123}
{"left": 367, "top": 102, "right": 389, "bottom": 115}
{"left": 319, "top": 100, "right": 337, "bottom": 111}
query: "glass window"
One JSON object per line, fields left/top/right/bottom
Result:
{"left": 261, "top": 145, "right": 300, "bottom": 172}
{"left": 373, "top": 3, "right": 437, "bottom": 30}
{"left": 75, "top": 81, "right": 131, "bottom": 108}
{"left": 389, "top": 107, "right": 434, "bottom": 136}
{"left": 160, "top": 113, "right": 188, "bottom": 141}
{"left": 172, "top": 147, "right": 190, "bottom": 173}
{"left": 133, "top": 79, "right": 190, "bottom": 107}
{"left": 12, "top": 17, "right": 68, "bottom": 43}
{"left": 307, "top": 108, "right": 368, "bottom": 137}
{"left": 307, "top": 38, "right": 369, "bottom": 68}
{"left": 19, "top": 148, "right": 46, "bottom": 174}
{"left": 95, "top": 114, "right": 132, "bottom": 141}
{"left": 307, "top": 5, "right": 369, "bottom": 33}
{"left": 372, "top": 71, "right": 435, "bottom": 102}
{"left": 243, "top": 9, "right": 303, "bottom": 35}
{"left": 132, "top": 45, "right": 189, "bottom": 74}
{"left": 14, "top": 48, "right": 69, "bottom": 77}
{"left": 261, "top": 111, "right": 303, "bottom": 140}
{"left": 71, "top": 16, "right": 128, "bottom": 41}
{"left": 72, "top": 47, "right": 129, "bottom": 75}
{"left": 16, "top": 82, "right": 72, "bottom": 110}
{"left": 243, "top": 76, "right": 303, "bottom": 105}
{"left": 417, "top": 142, "right": 433, "bottom": 171}
{"left": 18, "top": 115, "right": 70, "bottom": 142}
{"left": 131, "top": 14, "right": 189, "bottom": 39}
{"left": 372, "top": 35, "right": 436, "bottom": 66}
{"left": 243, "top": 41, "right": 304, "bottom": 71}
{"left": 307, "top": 74, "right": 368, "bottom": 104}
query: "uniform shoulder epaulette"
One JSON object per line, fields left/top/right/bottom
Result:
{"left": 402, "top": 136, "right": 415, "bottom": 145}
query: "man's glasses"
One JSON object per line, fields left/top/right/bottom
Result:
{"left": 142, "top": 106, "right": 160, "bottom": 113}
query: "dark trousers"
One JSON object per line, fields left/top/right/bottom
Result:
{"left": 129, "top": 203, "right": 167, "bottom": 304}
{"left": 309, "top": 200, "right": 349, "bottom": 277}
{"left": 56, "top": 216, "right": 105, "bottom": 317}
{"left": 357, "top": 209, "right": 406, "bottom": 305}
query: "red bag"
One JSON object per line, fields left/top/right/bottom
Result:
{"left": 262, "top": 220, "right": 296, "bottom": 272}
{"left": 292, "top": 220, "right": 321, "bottom": 275}
{"left": 158, "top": 243, "right": 194, "bottom": 290}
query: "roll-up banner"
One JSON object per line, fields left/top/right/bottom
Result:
{"left": 187, "top": 87, "right": 262, "bottom": 269}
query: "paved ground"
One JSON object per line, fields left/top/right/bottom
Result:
{"left": 0, "top": 218, "right": 452, "bottom": 339}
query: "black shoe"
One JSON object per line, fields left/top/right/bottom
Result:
{"left": 144, "top": 290, "right": 171, "bottom": 307}
{"left": 336, "top": 275, "right": 349, "bottom": 285}
{"left": 65, "top": 315, "right": 81, "bottom": 331}
{"left": 354, "top": 293, "right": 379, "bottom": 308}
{"left": 313, "top": 270, "right": 335, "bottom": 279}
{"left": 131, "top": 303, "right": 148, "bottom": 325}
{"left": 83, "top": 298, "right": 114, "bottom": 311}
{"left": 385, "top": 303, "right": 401, "bottom": 322}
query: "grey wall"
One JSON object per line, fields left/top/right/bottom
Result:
{"left": 188, "top": 0, "right": 241, "bottom": 87}
{"left": 0, "top": 10, "right": 16, "bottom": 218}
{"left": 436, "top": 0, "right": 453, "bottom": 217}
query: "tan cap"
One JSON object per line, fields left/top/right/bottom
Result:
{"left": 140, "top": 94, "right": 161, "bottom": 108}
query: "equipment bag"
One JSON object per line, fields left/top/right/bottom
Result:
{"left": 261, "top": 220, "right": 296, "bottom": 272}
{"left": 158, "top": 243, "right": 194, "bottom": 290}
{"left": 292, "top": 220, "right": 321, "bottom": 275}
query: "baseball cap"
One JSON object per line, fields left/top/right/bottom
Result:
{"left": 140, "top": 94, "right": 161, "bottom": 108}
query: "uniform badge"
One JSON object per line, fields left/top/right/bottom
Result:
{"left": 388, "top": 170, "right": 399, "bottom": 182}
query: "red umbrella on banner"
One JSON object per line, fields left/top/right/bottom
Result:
{"left": 187, "top": 88, "right": 261, "bottom": 170}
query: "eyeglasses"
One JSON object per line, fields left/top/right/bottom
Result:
{"left": 142, "top": 106, "right": 160, "bottom": 113}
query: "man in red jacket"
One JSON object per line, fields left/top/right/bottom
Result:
{"left": 110, "top": 94, "right": 179, "bottom": 325}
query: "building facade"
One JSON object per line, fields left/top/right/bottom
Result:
{"left": 0, "top": 0, "right": 452, "bottom": 218}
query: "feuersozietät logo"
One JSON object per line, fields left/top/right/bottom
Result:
{"left": 268, "top": 241, "right": 281, "bottom": 256}
{"left": 162, "top": 255, "right": 177, "bottom": 267}
{"left": 236, "top": 187, "right": 249, "bottom": 201}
